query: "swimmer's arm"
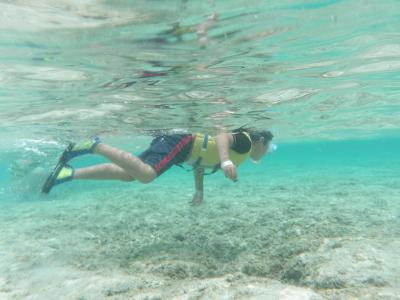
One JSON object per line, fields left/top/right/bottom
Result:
{"left": 191, "top": 167, "right": 204, "bottom": 205}
{"left": 215, "top": 126, "right": 237, "bottom": 181}
{"left": 215, "top": 126, "right": 234, "bottom": 162}
{"left": 194, "top": 167, "right": 204, "bottom": 194}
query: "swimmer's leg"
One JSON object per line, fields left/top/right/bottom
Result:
{"left": 42, "top": 163, "right": 136, "bottom": 193}
{"left": 93, "top": 143, "right": 157, "bottom": 183}
{"left": 42, "top": 142, "right": 155, "bottom": 193}
{"left": 74, "top": 163, "right": 135, "bottom": 181}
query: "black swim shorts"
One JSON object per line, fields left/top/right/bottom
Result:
{"left": 138, "top": 134, "right": 193, "bottom": 176}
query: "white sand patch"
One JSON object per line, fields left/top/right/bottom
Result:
{"left": 1, "top": 264, "right": 139, "bottom": 300}
{"left": 0, "top": 265, "right": 324, "bottom": 300}
{"left": 312, "top": 238, "right": 400, "bottom": 288}
{"left": 161, "top": 276, "right": 323, "bottom": 300}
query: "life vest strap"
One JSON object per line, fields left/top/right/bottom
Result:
{"left": 176, "top": 162, "right": 219, "bottom": 175}
{"left": 192, "top": 133, "right": 209, "bottom": 170}
{"left": 204, "top": 164, "right": 219, "bottom": 175}
{"left": 201, "top": 133, "right": 208, "bottom": 152}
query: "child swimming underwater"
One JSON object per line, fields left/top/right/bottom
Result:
{"left": 42, "top": 127, "right": 274, "bottom": 205}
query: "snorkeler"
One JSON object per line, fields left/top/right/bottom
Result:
{"left": 42, "top": 127, "right": 274, "bottom": 205}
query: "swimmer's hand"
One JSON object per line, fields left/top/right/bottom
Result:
{"left": 191, "top": 190, "right": 203, "bottom": 206}
{"left": 221, "top": 160, "right": 237, "bottom": 182}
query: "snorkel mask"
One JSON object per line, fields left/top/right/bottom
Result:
{"left": 251, "top": 143, "right": 277, "bottom": 163}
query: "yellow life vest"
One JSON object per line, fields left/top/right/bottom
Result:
{"left": 189, "top": 132, "right": 252, "bottom": 168}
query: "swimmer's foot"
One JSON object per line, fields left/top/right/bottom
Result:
{"left": 41, "top": 163, "right": 74, "bottom": 194}
{"left": 190, "top": 191, "right": 203, "bottom": 206}
{"left": 60, "top": 137, "right": 101, "bottom": 163}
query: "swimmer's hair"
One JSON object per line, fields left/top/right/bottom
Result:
{"left": 233, "top": 126, "right": 273, "bottom": 144}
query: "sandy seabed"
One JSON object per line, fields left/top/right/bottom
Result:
{"left": 1, "top": 167, "right": 399, "bottom": 300}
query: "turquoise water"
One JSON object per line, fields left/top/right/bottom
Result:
{"left": 1, "top": 1, "right": 400, "bottom": 299}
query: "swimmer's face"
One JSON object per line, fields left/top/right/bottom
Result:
{"left": 250, "top": 137, "right": 269, "bottom": 162}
